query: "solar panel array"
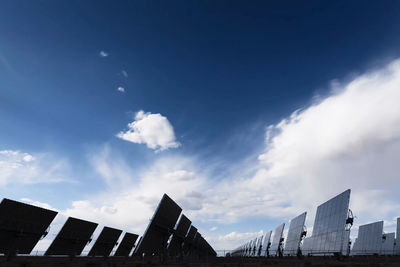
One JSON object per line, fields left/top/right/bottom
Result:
{"left": 230, "top": 189, "right": 354, "bottom": 258}
{"left": 0, "top": 194, "right": 215, "bottom": 261}
{"left": 283, "top": 212, "right": 307, "bottom": 256}
{"left": 134, "top": 194, "right": 216, "bottom": 259}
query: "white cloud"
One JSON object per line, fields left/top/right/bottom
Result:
{"left": 207, "top": 230, "right": 264, "bottom": 251}
{"left": 99, "top": 50, "right": 108, "bottom": 57}
{"left": 121, "top": 70, "right": 128, "bottom": 77}
{"left": 64, "top": 151, "right": 207, "bottom": 234}
{"left": 116, "top": 110, "right": 181, "bottom": 151}
{"left": 20, "top": 198, "right": 58, "bottom": 211}
{"left": 210, "top": 226, "right": 218, "bottom": 231}
{"left": 117, "top": 86, "right": 125, "bottom": 93}
{"left": 0, "top": 150, "right": 71, "bottom": 186}
{"left": 63, "top": 59, "right": 400, "bottom": 250}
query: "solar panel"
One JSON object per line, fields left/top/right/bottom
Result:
{"left": 307, "top": 189, "right": 351, "bottom": 255}
{"left": 381, "top": 232, "right": 395, "bottom": 255}
{"left": 88, "top": 226, "right": 122, "bottom": 257}
{"left": 270, "top": 223, "right": 285, "bottom": 257}
{"left": 45, "top": 217, "right": 98, "bottom": 256}
{"left": 284, "top": 212, "right": 307, "bottom": 256}
{"left": 114, "top": 232, "right": 139, "bottom": 257}
{"left": 256, "top": 235, "right": 264, "bottom": 256}
{"left": 167, "top": 214, "right": 191, "bottom": 257}
{"left": 353, "top": 221, "right": 384, "bottom": 255}
{"left": 134, "top": 194, "right": 182, "bottom": 256}
{"left": 182, "top": 225, "right": 197, "bottom": 256}
{"left": 0, "top": 198, "right": 57, "bottom": 255}
{"left": 302, "top": 237, "right": 312, "bottom": 255}
{"left": 397, "top": 218, "right": 400, "bottom": 255}
{"left": 261, "top": 231, "right": 272, "bottom": 257}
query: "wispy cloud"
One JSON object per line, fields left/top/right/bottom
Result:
{"left": 117, "top": 86, "right": 125, "bottom": 93}
{"left": 99, "top": 50, "right": 108, "bottom": 57}
{"left": 0, "top": 150, "right": 71, "bottom": 186}
{"left": 121, "top": 70, "right": 128, "bottom": 77}
{"left": 116, "top": 110, "right": 181, "bottom": 151}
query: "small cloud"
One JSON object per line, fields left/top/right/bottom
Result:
{"left": 117, "top": 87, "right": 125, "bottom": 93}
{"left": 116, "top": 110, "right": 180, "bottom": 151}
{"left": 121, "top": 70, "right": 128, "bottom": 77}
{"left": 210, "top": 226, "right": 218, "bottom": 231}
{"left": 0, "top": 150, "right": 70, "bottom": 186}
{"left": 99, "top": 50, "right": 108, "bottom": 57}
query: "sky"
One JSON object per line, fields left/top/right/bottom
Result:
{"left": 1, "top": 0, "right": 400, "bottom": 253}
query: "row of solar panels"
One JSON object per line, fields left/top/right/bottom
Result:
{"left": 229, "top": 189, "right": 353, "bottom": 257}
{"left": 351, "top": 219, "right": 400, "bottom": 255}
{"left": 0, "top": 194, "right": 216, "bottom": 259}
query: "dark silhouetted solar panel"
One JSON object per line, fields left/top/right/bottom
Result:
{"left": 185, "top": 226, "right": 197, "bottom": 243}
{"left": 0, "top": 198, "right": 58, "bottom": 255}
{"left": 182, "top": 225, "right": 197, "bottom": 254}
{"left": 167, "top": 214, "right": 191, "bottom": 256}
{"left": 88, "top": 226, "right": 122, "bottom": 257}
{"left": 114, "top": 232, "right": 139, "bottom": 257}
{"left": 134, "top": 194, "right": 182, "bottom": 256}
{"left": 45, "top": 217, "right": 98, "bottom": 256}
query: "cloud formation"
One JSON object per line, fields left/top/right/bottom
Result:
{"left": 62, "top": 59, "right": 400, "bottom": 249}
{"left": 117, "top": 86, "right": 125, "bottom": 93}
{"left": 117, "top": 110, "right": 181, "bottom": 151}
{"left": 99, "top": 50, "right": 108, "bottom": 57}
{"left": 0, "top": 150, "right": 70, "bottom": 186}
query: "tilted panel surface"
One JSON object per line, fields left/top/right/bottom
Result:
{"left": 381, "top": 232, "right": 395, "bottom": 255}
{"left": 167, "top": 214, "right": 191, "bottom": 256}
{"left": 0, "top": 198, "right": 57, "bottom": 254}
{"left": 397, "top": 218, "right": 400, "bottom": 255}
{"left": 284, "top": 212, "right": 307, "bottom": 256}
{"left": 134, "top": 194, "right": 182, "bottom": 256}
{"left": 88, "top": 226, "right": 122, "bottom": 256}
{"left": 183, "top": 225, "right": 197, "bottom": 253}
{"left": 114, "top": 232, "right": 138, "bottom": 257}
{"left": 309, "top": 189, "right": 350, "bottom": 255}
{"left": 302, "top": 237, "right": 312, "bottom": 255}
{"left": 352, "top": 221, "right": 383, "bottom": 255}
{"left": 256, "top": 235, "right": 264, "bottom": 256}
{"left": 261, "top": 231, "right": 272, "bottom": 257}
{"left": 45, "top": 217, "right": 98, "bottom": 256}
{"left": 269, "top": 223, "right": 285, "bottom": 256}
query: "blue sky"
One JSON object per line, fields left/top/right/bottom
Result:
{"left": 1, "top": 1, "right": 400, "bottom": 251}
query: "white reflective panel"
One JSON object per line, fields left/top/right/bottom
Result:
{"left": 261, "top": 231, "right": 272, "bottom": 257}
{"left": 270, "top": 223, "right": 285, "bottom": 256}
{"left": 283, "top": 212, "right": 307, "bottom": 256}
{"left": 256, "top": 235, "right": 264, "bottom": 256}
{"left": 309, "top": 189, "right": 351, "bottom": 255}
{"left": 382, "top": 232, "right": 395, "bottom": 255}
{"left": 302, "top": 237, "right": 312, "bottom": 255}
{"left": 396, "top": 218, "right": 400, "bottom": 255}
{"left": 352, "top": 221, "right": 383, "bottom": 255}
